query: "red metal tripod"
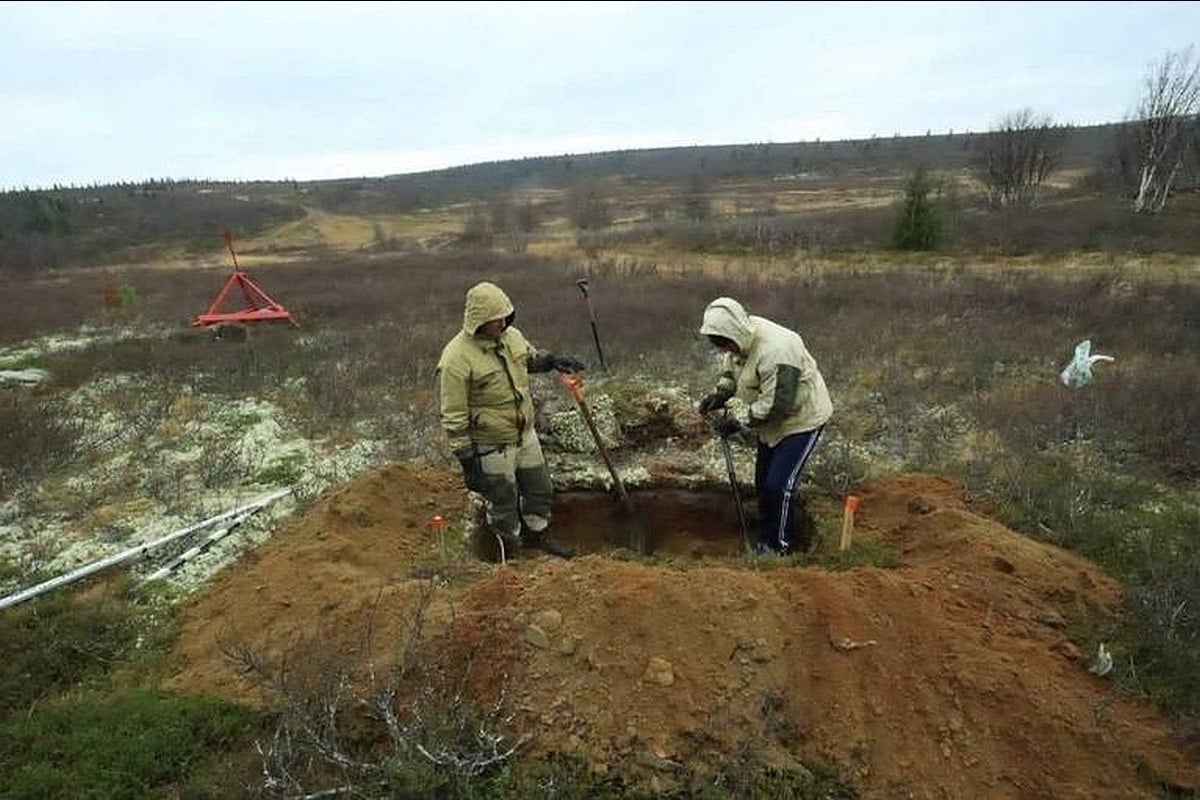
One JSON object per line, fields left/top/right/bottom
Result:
{"left": 192, "top": 228, "right": 294, "bottom": 327}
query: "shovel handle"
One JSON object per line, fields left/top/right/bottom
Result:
{"left": 706, "top": 410, "right": 753, "bottom": 553}
{"left": 222, "top": 227, "right": 241, "bottom": 270}
{"left": 559, "top": 370, "right": 584, "bottom": 403}
{"left": 558, "top": 371, "right": 629, "bottom": 503}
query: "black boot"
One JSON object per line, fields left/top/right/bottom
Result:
{"left": 524, "top": 530, "right": 576, "bottom": 559}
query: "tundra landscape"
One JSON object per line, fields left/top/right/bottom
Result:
{"left": 1, "top": 119, "right": 1199, "bottom": 798}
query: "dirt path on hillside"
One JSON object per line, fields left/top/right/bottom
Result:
{"left": 165, "top": 465, "right": 1199, "bottom": 799}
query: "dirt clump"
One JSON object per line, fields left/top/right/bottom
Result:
{"left": 166, "top": 466, "right": 1200, "bottom": 799}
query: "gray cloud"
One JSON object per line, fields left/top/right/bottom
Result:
{"left": 1, "top": 1, "right": 1196, "bottom": 187}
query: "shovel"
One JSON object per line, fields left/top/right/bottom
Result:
{"left": 575, "top": 278, "right": 610, "bottom": 373}
{"left": 558, "top": 371, "right": 648, "bottom": 552}
{"left": 706, "top": 411, "right": 754, "bottom": 555}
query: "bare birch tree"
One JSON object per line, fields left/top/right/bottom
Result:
{"left": 1130, "top": 46, "right": 1200, "bottom": 213}
{"left": 974, "top": 109, "right": 1065, "bottom": 208}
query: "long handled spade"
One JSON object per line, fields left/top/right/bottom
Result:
{"left": 575, "top": 278, "right": 609, "bottom": 373}
{"left": 708, "top": 412, "right": 754, "bottom": 554}
{"left": 558, "top": 371, "right": 648, "bottom": 552}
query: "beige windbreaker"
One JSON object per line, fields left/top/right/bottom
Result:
{"left": 699, "top": 297, "right": 832, "bottom": 447}
{"left": 437, "top": 282, "right": 541, "bottom": 454}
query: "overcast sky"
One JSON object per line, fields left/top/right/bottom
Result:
{"left": 2, "top": 1, "right": 1197, "bottom": 189}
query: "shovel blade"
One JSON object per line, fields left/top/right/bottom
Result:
{"left": 618, "top": 497, "right": 651, "bottom": 554}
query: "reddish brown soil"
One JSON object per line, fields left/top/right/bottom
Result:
{"left": 166, "top": 464, "right": 1200, "bottom": 799}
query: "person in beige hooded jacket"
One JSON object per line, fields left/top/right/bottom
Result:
{"left": 698, "top": 297, "right": 832, "bottom": 554}
{"left": 437, "top": 281, "right": 584, "bottom": 558}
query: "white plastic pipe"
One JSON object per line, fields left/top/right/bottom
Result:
{"left": 0, "top": 487, "right": 291, "bottom": 611}
{"left": 142, "top": 508, "right": 257, "bottom": 582}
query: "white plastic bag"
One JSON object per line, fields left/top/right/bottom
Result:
{"left": 1060, "top": 339, "right": 1114, "bottom": 388}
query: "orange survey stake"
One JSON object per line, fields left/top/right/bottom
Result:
{"left": 839, "top": 494, "right": 860, "bottom": 551}
{"left": 428, "top": 514, "right": 448, "bottom": 548}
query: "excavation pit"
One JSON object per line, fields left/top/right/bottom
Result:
{"left": 473, "top": 487, "right": 818, "bottom": 560}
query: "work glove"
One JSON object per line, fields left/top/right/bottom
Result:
{"left": 698, "top": 389, "right": 733, "bottom": 414}
{"left": 550, "top": 354, "right": 586, "bottom": 373}
{"left": 713, "top": 416, "right": 745, "bottom": 438}
{"left": 453, "top": 447, "right": 486, "bottom": 492}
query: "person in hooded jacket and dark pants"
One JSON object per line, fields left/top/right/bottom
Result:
{"left": 697, "top": 297, "right": 833, "bottom": 555}
{"left": 437, "top": 281, "right": 584, "bottom": 559}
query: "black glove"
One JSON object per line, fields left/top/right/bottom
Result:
{"left": 550, "top": 354, "right": 586, "bottom": 373}
{"left": 699, "top": 390, "right": 733, "bottom": 414}
{"left": 714, "top": 416, "right": 744, "bottom": 438}
{"left": 454, "top": 447, "right": 486, "bottom": 492}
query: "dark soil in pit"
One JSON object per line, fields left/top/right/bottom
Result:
{"left": 550, "top": 487, "right": 816, "bottom": 557}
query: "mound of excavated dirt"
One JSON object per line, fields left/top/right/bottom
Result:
{"left": 165, "top": 464, "right": 1200, "bottom": 799}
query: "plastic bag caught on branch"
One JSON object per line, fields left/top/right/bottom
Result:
{"left": 1060, "top": 339, "right": 1114, "bottom": 389}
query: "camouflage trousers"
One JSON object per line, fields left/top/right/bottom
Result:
{"left": 476, "top": 429, "right": 553, "bottom": 539}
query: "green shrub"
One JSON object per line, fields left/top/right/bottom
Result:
{"left": 1126, "top": 514, "right": 1200, "bottom": 735}
{"left": 0, "top": 584, "right": 149, "bottom": 718}
{"left": 0, "top": 688, "right": 260, "bottom": 800}
{"left": 892, "top": 166, "right": 942, "bottom": 251}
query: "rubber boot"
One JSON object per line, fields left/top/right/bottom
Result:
{"left": 524, "top": 530, "right": 576, "bottom": 559}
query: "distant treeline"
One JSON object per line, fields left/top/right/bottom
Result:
{"left": 0, "top": 121, "right": 1191, "bottom": 273}
{"left": 0, "top": 180, "right": 303, "bottom": 274}
{"left": 307, "top": 123, "right": 1128, "bottom": 215}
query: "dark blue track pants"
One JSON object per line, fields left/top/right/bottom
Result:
{"left": 754, "top": 426, "right": 824, "bottom": 554}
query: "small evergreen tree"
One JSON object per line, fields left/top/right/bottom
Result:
{"left": 892, "top": 165, "right": 942, "bottom": 251}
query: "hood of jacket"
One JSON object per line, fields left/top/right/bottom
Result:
{"left": 699, "top": 297, "right": 755, "bottom": 351}
{"left": 462, "top": 281, "right": 515, "bottom": 336}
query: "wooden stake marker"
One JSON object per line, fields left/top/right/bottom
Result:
{"left": 839, "top": 494, "right": 861, "bottom": 552}
{"left": 429, "top": 514, "right": 448, "bottom": 551}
